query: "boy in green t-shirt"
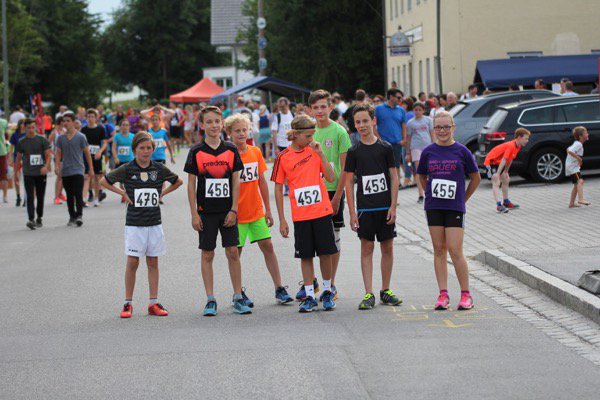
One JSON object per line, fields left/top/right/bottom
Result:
{"left": 293, "top": 89, "right": 351, "bottom": 302}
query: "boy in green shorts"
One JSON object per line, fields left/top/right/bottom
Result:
{"left": 225, "top": 114, "right": 293, "bottom": 305}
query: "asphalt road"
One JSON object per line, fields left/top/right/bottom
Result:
{"left": 1, "top": 151, "right": 599, "bottom": 399}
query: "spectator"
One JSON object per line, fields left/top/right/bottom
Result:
{"left": 508, "top": 83, "right": 520, "bottom": 91}
{"left": 0, "top": 116, "right": 8, "bottom": 203}
{"left": 332, "top": 92, "right": 349, "bottom": 115}
{"left": 233, "top": 97, "right": 251, "bottom": 114}
{"left": 418, "top": 92, "right": 427, "bottom": 102}
{"left": 460, "top": 84, "right": 478, "bottom": 100}
{"left": 9, "top": 106, "right": 26, "bottom": 125}
{"left": 445, "top": 92, "right": 458, "bottom": 111}
{"left": 562, "top": 81, "right": 578, "bottom": 96}
{"left": 54, "top": 105, "right": 68, "bottom": 120}
{"left": 403, "top": 97, "right": 415, "bottom": 121}
{"left": 343, "top": 89, "right": 368, "bottom": 145}
{"left": 391, "top": 81, "right": 398, "bottom": 89}
{"left": 591, "top": 79, "right": 599, "bottom": 95}
{"left": 372, "top": 94, "right": 385, "bottom": 106}
{"left": 534, "top": 79, "right": 546, "bottom": 90}
{"left": 429, "top": 95, "right": 445, "bottom": 117}
{"left": 560, "top": 77, "right": 569, "bottom": 94}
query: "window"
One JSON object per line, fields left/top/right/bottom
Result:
{"left": 520, "top": 107, "right": 555, "bottom": 125}
{"left": 426, "top": 58, "right": 431, "bottom": 94}
{"left": 418, "top": 60, "right": 423, "bottom": 93}
{"left": 401, "top": 0, "right": 404, "bottom": 14}
{"left": 395, "top": 0, "right": 398, "bottom": 17}
{"left": 560, "top": 101, "right": 600, "bottom": 122}
{"left": 390, "top": 0, "right": 393, "bottom": 20}
{"left": 408, "top": 0, "right": 412, "bottom": 11}
{"left": 474, "top": 95, "right": 534, "bottom": 118}
{"left": 402, "top": 64, "right": 407, "bottom": 94}
{"left": 434, "top": 57, "right": 439, "bottom": 94}
{"left": 417, "top": 0, "right": 421, "bottom": 4}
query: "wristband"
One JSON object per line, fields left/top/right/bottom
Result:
{"left": 228, "top": 210, "right": 237, "bottom": 215}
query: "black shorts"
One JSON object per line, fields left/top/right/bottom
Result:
{"left": 328, "top": 191, "right": 345, "bottom": 229}
{"left": 357, "top": 210, "right": 397, "bottom": 242}
{"left": 570, "top": 172, "right": 582, "bottom": 184}
{"left": 198, "top": 212, "right": 239, "bottom": 251}
{"left": 293, "top": 214, "right": 338, "bottom": 258}
{"left": 85, "top": 158, "right": 103, "bottom": 175}
{"left": 170, "top": 126, "right": 183, "bottom": 139}
{"left": 426, "top": 209, "right": 465, "bottom": 228}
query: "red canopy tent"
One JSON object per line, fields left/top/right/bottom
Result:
{"left": 169, "top": 77, "right": 224, "bottom": 102}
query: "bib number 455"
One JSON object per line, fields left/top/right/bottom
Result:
{"left": 431, "top": 179, "right": 456, "bottom": 200}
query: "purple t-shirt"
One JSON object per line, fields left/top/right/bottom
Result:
{"left": 417, "top": 142, "right": 478, "bottom": 213}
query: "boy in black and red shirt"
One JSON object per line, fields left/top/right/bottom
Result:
{"left": 184, "top": 106, "right": 251, "bottom": 316}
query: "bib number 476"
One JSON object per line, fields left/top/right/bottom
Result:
{"left": 134, "top": 189, "right": 159, "bottom": 207}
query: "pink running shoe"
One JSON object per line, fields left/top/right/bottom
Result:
{"left": 434, "top": 293, "right": 450, "bottom": 310}
{"left": 457, "top": 293, "right": 474, "bottom": 310}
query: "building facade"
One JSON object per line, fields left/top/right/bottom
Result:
{"left": 385, "top": 0, "right": 600, "bottom": 95}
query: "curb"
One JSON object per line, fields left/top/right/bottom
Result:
{"left": 475, "top": 249, "right": 600, "bottom": 325}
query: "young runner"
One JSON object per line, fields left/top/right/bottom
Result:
{"left": 112, "top": 119, "right": 135, "bottom": 203}
{"left": 416, "top": 111, "right": 481, "bottom": 310}
{"left": 566, "top": 126, "right": 591, "bottom": 208}
{"left": 9, "top": 119, "right": 26, "bottom": 207}
{"left": 405, "top": 102, "right": 434, "bottom": 203}
{"left": 184, "top": 106, "right": 252, "bottom": 316}
{"left": 484, "top": 128, "right": 530, "bottom": 213}
{"left": 49, "top": 117, "right": 67, "bottom": 204}
{"left": 225, "top": 114, "right": 293, "bottom": 305}
{"left": 16, "top": 119, "right": 52, "bottom": 229}
{"left": 308, "top": 89, "right": 352, "bottom": 301}
{"left": 101, "top": 131, "right": 183, "bottom": 318}
{"left": 345, "top": 103, "right": 402, "bottom": 310}
{"left": 271, "top": 114, "right": 338, "bottom": 313}
{"left": 80, "top": 109, "right": 106, "bottom": 207}
{"left": 55, "top": 112, "right": 95, "bottom": 227}
{"left": 149, "top": 114, "right": 175, "bottom": 165}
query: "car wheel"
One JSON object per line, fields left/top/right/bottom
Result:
{"left": 467, "top": 142, "right": 478, "bottom": 155}
{"left": 529, "top": 148, "right": 564, "bottom": 183}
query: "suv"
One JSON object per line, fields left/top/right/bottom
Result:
{"left": 449, "top": 90, "right": 560, "bottom": 153}
{"left": 476, "top": 95, "right": 600, "bottom": 183}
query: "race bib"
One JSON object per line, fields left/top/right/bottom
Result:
{"left": 117, "top": 146, "right": 130, "bottom": 156}
{"left": 89, "top": 145, "right": 100, "bottom": 155}
{"left": 134, "top": 188, "right": 159, "bottom": 207}
{"left": 29, "top": 154, "right": 44, "bottom": 166}
{"left": 362, "top": 173, "right": 388, "bottom": 195}
{"left": 431, "top": 179, "right": 457, "bottom": 200}
{"left": 294, "top": 185, "right": 322, "bottom": 207}
{"left": 205, "top": 178, "right": 230, "bottom": 198}
{"left": 240, "top": 162, "right": 259, "bottom": 183}
{"left": 154, "top": 139, "right": 166, "bottom": 149}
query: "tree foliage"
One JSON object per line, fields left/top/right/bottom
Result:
{"left": 238, "top": 0, "right": 385, "bottom": 97}
{"left": 101, "top": 0, "right": 224, "bottom": 100}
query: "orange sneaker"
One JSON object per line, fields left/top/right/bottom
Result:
{"left": 54, "top": 196, "right": 63, "bottom": 205}
{"left": 120, "top": 303, "right": 133, "bottom": 318}
{"left": 148, "top": 303, "right": 169, "bottom": 316}
{"left": 59, "top": 193, "right": 67, "bottom": 201}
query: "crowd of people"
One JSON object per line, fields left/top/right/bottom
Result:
{"left": 0, "top": 78, "right": 594, "bottom": 317}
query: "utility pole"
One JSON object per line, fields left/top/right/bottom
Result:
{"left": 257, "top": 0, "right": 267, "bottom": 103}
{"left": 2, "top": 0, "right": 8, "bottom": 114}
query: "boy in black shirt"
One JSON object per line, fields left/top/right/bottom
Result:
{"left": 101, "top": 132, "right": 182, "bottom": 318}
{"left": 344, "top": 103, "right": 402, "bottom": 310}
{"left": 184, "top": 106, "right": 251, "bottom": 316}
{"left": 81, "top": 109, "right": 107, "bottom": 207}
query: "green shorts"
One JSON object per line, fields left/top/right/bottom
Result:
{"left": 238, "top": 217, "right": 272, "bottom": 247}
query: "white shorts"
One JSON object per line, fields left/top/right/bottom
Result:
{"left": 411, "top": 148, "right": 423, "bottom": 162}
{"left": 125, "top": 225, "right": 166, "bottom": 257}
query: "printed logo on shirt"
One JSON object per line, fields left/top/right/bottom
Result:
{"left": 149, "top": 170, "right": 158, "bottom": 182}
{"left": 293, "top": 154, "right": 313, "bottom": 171}
{"left": 140, "top": 172, "right": 148, "bottom": 182}
{"left": 325, "top": 139, "right": 332, "bottom": 148}
{"left": 131, "top": 175, "right": 137, "bottom": 180}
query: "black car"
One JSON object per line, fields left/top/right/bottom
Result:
{"left": 476, "top": 95, "right": 600, "bottom": 183}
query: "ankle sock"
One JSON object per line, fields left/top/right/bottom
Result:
{"left": 440, "top": 290, "right": 448, "bottom": 295}
{"left": 207, "top": 295, "right": 216, "bottom": 302}
{"left": 305, "top": 284, "right": 315, "bottom": 299}
{"left": 461, "top": 290, "right": 470, "bottom": 295}
{"left": 149, "top": 298, "right": 158, "bottom": 305}
{"left": 124, "top": 299, "right": 132, "bottom": 305}
{"left": 233, "top": 293, "right": 243, "bottom": 301}
{"left": 322, "top": 279, "right": 332, "bottom": 293}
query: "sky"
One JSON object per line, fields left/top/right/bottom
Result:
{"left": 87, "top": 0, "right": 122, "bottom": 26}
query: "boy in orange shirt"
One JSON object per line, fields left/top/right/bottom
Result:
{"left": 271, "top": 114, "right": 337, "bottom": 313}
{"left": 484, "top": 128, "right": 530, "bottom": 213}
{"left": 225, "top": 114, "right": 293, "bottom": 306}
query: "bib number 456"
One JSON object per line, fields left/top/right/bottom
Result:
{"left": 206, "top": 179, "right": 230, "bottom": 198}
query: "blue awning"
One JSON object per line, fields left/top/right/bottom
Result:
{"left": 475, "top": 54, "right": 600, "bottom": 89}
{"left": 210, "top": 76, "right": 311, "bottom": 103}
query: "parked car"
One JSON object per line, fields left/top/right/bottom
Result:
{"left": 449, "top": 90, "right": 560, "bottom": 153}
{"left": 475, "top": 95, "right": 600, "bottom": 183}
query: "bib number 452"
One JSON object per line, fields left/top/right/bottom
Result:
{"left": 294, "top": 185, "right": 322, "bottom": 207}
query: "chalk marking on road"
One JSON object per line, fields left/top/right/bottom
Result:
{"left": 428, "top": 319, "right": 473, "bottom": 328}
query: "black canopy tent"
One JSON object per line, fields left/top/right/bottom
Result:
{"left": 210, "top": 76, "right": 311, "bottom": 107}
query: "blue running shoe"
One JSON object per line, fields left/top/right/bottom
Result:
{"left": 321, "top": 290, "right": 336, "bottom": 311}
{"left": 295, "top": 279, "right": 320, "bottom": 301}
{"left": 275, "top": 286, "right": 293, "bottom": 304}
{"left": 233, "top": 297, "right": 252, "bottom": 314}
{"left": 299, "top": 296, "right": 318, "bottom": 313}
{"left": 242, "top": 288, "right": 254, "bottom": 308}
{"left": 203, "top": 300, "right": 217, "bottom": 317}
{"left": 320, "top": 285, "right": 338, "bottom": 302}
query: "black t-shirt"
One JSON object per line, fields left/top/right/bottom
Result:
{"left": 184, "top": 140, "right": 243, "bottom": 214}
{"left": 105, "top": 160, "right": 179, "bottom": 226}
{"left": 343, "top": 105, "right": 357, "bottom": 133}
{"left": 115, "top": 112, "right": 125, "bottom": 125}
{"left": 344, "top": 139, "right": 396, "bottom": 211}
{"left": 81, "top": 125, "right": 105, "bottom": 157}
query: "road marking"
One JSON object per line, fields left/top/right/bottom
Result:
{"left": 428, "top": 319, "right": 473, "bottom": 328}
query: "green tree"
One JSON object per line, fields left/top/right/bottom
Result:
{"left": 238, "top": 0, "right": 385, "bottom": 97}
{"left": 101, "top": 0, "right": 224, "bottom": 100}
{"left": 0, "top": 0, "right": 45, "bottom": 107}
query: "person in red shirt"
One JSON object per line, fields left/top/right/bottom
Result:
{"left": 484, "top": 128, "right": 530, "bottom": 213}
{"left": 271, "top": 114, "right": 337, "bottom": 313}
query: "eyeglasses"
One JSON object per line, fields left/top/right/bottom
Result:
{"left": 434, "top": 125, "right": 453, "bottom": 131}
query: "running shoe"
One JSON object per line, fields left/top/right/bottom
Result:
{"left": 54, "top": 196, "right": 63, "bottom": 205}
{"left": 121, "top": 195, "right": 126, "bottom": 204}
{"left": 417, "top": 196, "right": 424, "bottom": 204}
{"left": 295, "top": 279, "right": 320, "bottom": 301}
{"left": 358, "top": 293, "right": 376, "bottom": 310}
{"left": 232, "top": 297, "right": 252, "bottom": 314}
{"left": 434, "top": 292, "right": 450, "bottom": 310}
{"left": 99, "top": 191, "right": 107, "bottom": 202}
{"left": 15, "top": 196, "right": 21, "bottom": 207}
{"left": 59, "top": 193, "right": 67, "bottom": 201}
{"left": 120, "top": 303, "right": 133, "bottom": 318}
{"left": 22, "top": 200, "right": 25, "bottom": 207}
{"left": 332, "top": 285, "right": 338, "bottom": 300}
{"left": 93, "top": 198, "right": 100, "bottom": 207}
{"left": 457, "top": 293, "right": 474, "bottom": 310}
{"left": 75, "top": 217, "right": 83, "bottom": 227}
{"left": 503, "top": 201, "right": 520, "bottom": 210}
{"left": 275, "top": 286, "right": 293, "bottom": 304}
{"left": 496, "top": 204, "right": 509, "bottom": 213}
{"left": 26, "top": 220, "right": 36, "bottom": 230}
{"left": 380, "top": 289, "right": 402, "bottom": 306}
{"left": 203, "top": 300, "right": 217, "bottom": 316}
{"left": 67, "top": 218, "right": 76, "bottom": 227}
{"left": 87, "top": 192, "right": 93, "bottom": 202}
{"left": 241, "top": 288, "right": 254, "bottom": 308}
{"left": 148, "top": 303, "right": 169, "bottom": 316}
{"left": 321, "top": 290, "right": 336, "bottom": 311}
{"left": 298, "top": 296, "right": 318, "bottom": 313}
{"left": 83, "top": 202, "right": 89, "bottom": 208}
{"left": 35, "top": 218, "right": 42, "bottom": 228}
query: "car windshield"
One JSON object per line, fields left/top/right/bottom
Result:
{"left": 482, "top": 109, "right": 508, "bottom": 132}
{"left": 449, "top": 103, "right": 467, "bottom": 117}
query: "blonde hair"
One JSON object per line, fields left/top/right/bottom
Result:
{"left": 224, "top": 114, "right": 251, "bottom": 131}
{"left": 287, "top": 114, "right": 316, "bottom": 141}
{"left": 432, "top": 110, "right": 455, "bottom": 125}
{"left": 573, "top": 126, "right": 587, "bottom": 140}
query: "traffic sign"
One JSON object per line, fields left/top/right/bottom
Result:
{"left": 258, "top": 37, "right": 267, "bottom": 50}
{"left": 257, "top": 18, "right": 266, "bottom": 30}
{"left": 258, "top": 58, "right": 267, "bottom": 70}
